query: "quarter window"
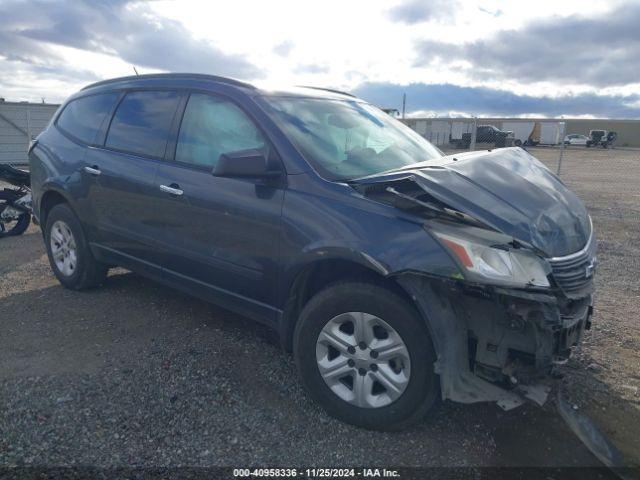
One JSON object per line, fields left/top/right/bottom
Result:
{"left": 175, "top": 93, "right": 265, "bottom": 168}
{"left": 106, "top": 91, "right": 180, "bottom": 158}
{"left": 57, "top": 93, "right": 119, "bottom": 145}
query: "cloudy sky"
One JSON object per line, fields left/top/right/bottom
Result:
{"left": 1, "top": 0, "right": 639, "bottom": 117}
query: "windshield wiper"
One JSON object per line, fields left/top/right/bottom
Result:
{"left": 347, "top": 161, "right": 444, "bottom": 182}
{"left": 384, "top": 186, "right": 487, "bottom": 228}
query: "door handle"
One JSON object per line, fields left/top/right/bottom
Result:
{"left": 160, "top": 184, "right": 184, "bottom": 196}
{"left": 84, "top": 166, "right": 101, "bottom": 176}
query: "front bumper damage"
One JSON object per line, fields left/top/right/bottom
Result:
{"left": 396, "top": 273, "right": 593, "bottom": 410}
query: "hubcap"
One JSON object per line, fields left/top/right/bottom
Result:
{"left": 315, "top": 312, "right": 411, "bottom": 408}
{"left": 50, "top": 220, "right": 77, "bottom": 277}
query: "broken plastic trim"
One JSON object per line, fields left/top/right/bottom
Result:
{"left": 394, "top": 271, "right": 591, "bottom": 412}
{"left": 557, "top": 390, "right": 633, "bottom": 478}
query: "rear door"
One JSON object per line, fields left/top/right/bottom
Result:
{"left": 153, "top": 92, "right": 285, "bottom": 321}
{"left": 84, "top": 90, "right": 182, "bottom": 274}
{"left": 53, "top": 91, "right": 121, "bottom": 225}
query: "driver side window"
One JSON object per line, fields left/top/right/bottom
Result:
{"left": 175, "top": 93, "right": 265, "bottom": 168}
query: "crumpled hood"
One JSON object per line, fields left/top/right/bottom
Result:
{"left": 353, "top": 148, "right": 591, "bottom": 257}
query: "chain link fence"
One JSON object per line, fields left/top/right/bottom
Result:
{"left": 400, "top": 114, "right": 640, "bottom": 257}
{"left": 401, "top": 116, "right": 639, "bottom": 178}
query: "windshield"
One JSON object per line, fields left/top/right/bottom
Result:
{"left": 260, "top": 96, "right": 442, "bottom": 180}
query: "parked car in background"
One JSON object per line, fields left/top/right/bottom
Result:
{"left": 453, "top": 124, "right": 513, "bottom": 148}
{"left": 587, "top": 130, "right": 617, "bottom": 148}
{"left": 476, "top": 124, "right": 513, "bottom": 146}
{"left": 29, "top": 74, "right": 596, "bottom": 430}
{"left": 564, "top": 134, "right": 589, "bottom": 146}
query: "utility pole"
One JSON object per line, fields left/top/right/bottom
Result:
{"left": 401, "top": 93, "right": 406, "bottom": 119}
{"left": 470, "top": 116, "right": 478, "bottom": 151}
{"left": 557, "top": 121, "right": 566, "bottom": 176}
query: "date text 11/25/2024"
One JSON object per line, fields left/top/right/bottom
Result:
{"left": 233, "top": 468, "right": 400, "bottom": 478}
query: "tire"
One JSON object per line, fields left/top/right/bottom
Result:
{"left": 0, "top": 191, "right": 30, "bottom": 238}
{"left": 44, "top": 203, "right": 107, "bottom": 289}
{"left": 514, "top": 139, "right": 522, "bottom": 147}
{"left": 293, "top": 282, "right": 439, "bottom": 430}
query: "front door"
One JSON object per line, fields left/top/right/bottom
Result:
{"left": 154, "top": 92, "right": 284, "bottom": 322}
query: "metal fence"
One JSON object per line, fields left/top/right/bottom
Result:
{"left": 0, "top": 101, "right": 59, "bottom": 165}
{"left": 401, "top": 116, "right": 640, "bottom": 177}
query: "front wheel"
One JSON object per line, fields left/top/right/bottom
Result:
{"left": 293, "top": 282, "right": 439, "bottom": 430}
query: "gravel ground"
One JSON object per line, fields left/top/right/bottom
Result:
{"left": 534, "top": 146, "right": 640, "bottom": 466}
{"left": 0, "top": 147, "right": 638, "bottom": 473}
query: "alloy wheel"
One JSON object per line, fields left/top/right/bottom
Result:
{"left": 50, "top": 220, "right": 78, "bottom": 277}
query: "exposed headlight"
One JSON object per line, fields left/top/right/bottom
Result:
{"left": 431, "top": 227, "right": 550, "bottom": 288}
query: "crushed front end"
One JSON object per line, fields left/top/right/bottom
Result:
{"left": 350, "top": 148, "right": 597, "bottom": 408}
{"left": 395, "top": 229, "right": 596, "bottom": 410}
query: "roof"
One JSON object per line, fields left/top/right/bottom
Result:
{"left": 81, "top": 73, "right": 253, "bottom": 91}
{"left": 80, "top": 73, "right": 356, "bottom": 100}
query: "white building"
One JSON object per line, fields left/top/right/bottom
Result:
{"left": 0, "top": 99, "right": 59, "bottom": 164}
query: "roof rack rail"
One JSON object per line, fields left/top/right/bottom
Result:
{"left": 81, "top": 73, "right": 255, "bottom": 91}
{"left": 296, "top": 86, "right": 356, "bottom": 98}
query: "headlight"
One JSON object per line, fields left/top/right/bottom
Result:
{"left": 431, "top": 227, "right": 551, "bottom": 288}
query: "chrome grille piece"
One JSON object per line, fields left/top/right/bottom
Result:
{"left": 548, "top": 229, "right": 596, "bottom": 296}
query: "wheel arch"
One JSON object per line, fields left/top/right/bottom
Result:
{"left": 39, "top": 187, "right": 74, "bottom": 229}
{"left": 278, "top": 257, "right": 419, "bottom": 352}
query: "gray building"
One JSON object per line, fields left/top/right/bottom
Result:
{"left": 403, "top": 117, "right": 640, "bottom": 148}
{"left": 0, "top": 99, "right": 60, "bottom": 164}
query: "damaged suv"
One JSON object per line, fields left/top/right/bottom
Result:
{"left": 30, "top": 74, "right": 595, "bottom": 429}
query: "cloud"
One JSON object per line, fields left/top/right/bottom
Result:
{"left": 294, "top": 64, "right": 330, "bottom": 74}
{"left": 0, "top": 0, "right": 261, "bottom": 81}
{"left": 387, "top": 0, "right": 460, "bottom": 24}
{"left": 413, "top": 2, "right": 640, "bottom": 88}
{"left": 273, "top": 40, "right": 294, "bottom": 57}
{"left": 0, "top": 26, "right": 99, "bottom": 102}
{"left": 478, "top": 6, "right": 502, "bottom": 17}
{"left": 352, "top": 82, "right": 640, "bottom": 118}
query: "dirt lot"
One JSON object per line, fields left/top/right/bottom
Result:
{"left": 0, "top": 146, "right": 638, "bottom": 473}
{"left": 534, "top": 146, "right": 640, "bottom": 465}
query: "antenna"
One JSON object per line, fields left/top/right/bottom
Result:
{"left": 133, "top": 66, "right": 139, "bottom": 76}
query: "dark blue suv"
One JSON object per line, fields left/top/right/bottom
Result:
{"left": 29, "top": 74, "right": 596, "bottom": 429}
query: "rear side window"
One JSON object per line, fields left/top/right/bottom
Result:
{"left": 106, "top": 91, "right": 180, "bottom": 158}
{"left": 175, "top": 93, "right": 265, "bottom": 168}
{"left": 57, "top": 93, "right": 119, "bottom": 145}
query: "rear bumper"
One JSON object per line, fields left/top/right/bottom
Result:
{"left": 396, "top": 273, "right": 593, "bottom": 409}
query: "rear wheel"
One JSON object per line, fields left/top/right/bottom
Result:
{"left": 0, "top": 192, "right": 30, "bottom": 238}
{"left": 294, "top": 282, "right": 439, "bottom": 430}
{"left": 44, "top": 203, "right": 107, "bottom": 289}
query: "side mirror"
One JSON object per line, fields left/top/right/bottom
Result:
{"left": 212, "top": 149, "right": 281, "bottom": 179}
